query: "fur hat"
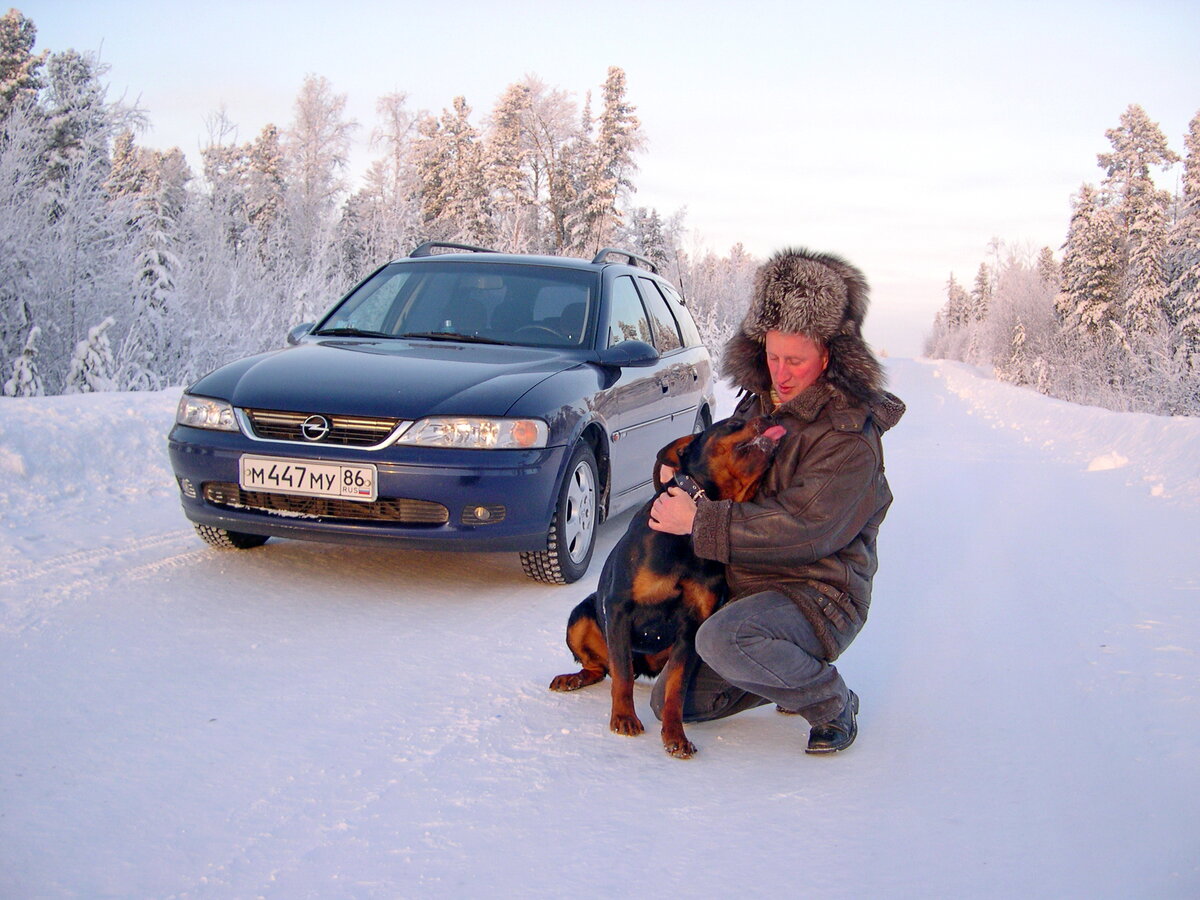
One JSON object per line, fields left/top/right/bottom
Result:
{"left": 721, "top": 247, "right": 884, "bottom": 402}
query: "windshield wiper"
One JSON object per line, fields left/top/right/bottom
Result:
{"left": 314, "top": 327, "right": 395, "bottom": 338}
{"left": 398, "top": 331, "right": 506, "bottom": 345}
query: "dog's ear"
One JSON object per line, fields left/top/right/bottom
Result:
{"left": 654, "top": 434, "right": 695, "bottom": 490}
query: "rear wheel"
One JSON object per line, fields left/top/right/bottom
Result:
{"left": 193, "top": 523, "right": 270, "bottom": 550}
{"left": 520, "top": 442, "right": 597, "bottom": 584}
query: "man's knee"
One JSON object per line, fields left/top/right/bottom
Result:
{"left": 695, "top": 612, "right": 731, "bottom": 670}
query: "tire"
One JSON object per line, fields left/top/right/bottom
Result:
{"left": 193, "top": 522, "right": 270, "bottom": 550}
{"left": 520, "top": 442, "right": 598, "bottom": 585}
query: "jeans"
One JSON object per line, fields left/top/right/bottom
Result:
{"left": 650, "top": 590, "right": 850, "bottom": 727}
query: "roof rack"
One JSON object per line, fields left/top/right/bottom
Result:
{"left": 409, "top": 241, "right": 498, "bottom": 258}
{"left": 591, "top": 247, "right": 658, "bottom": 273}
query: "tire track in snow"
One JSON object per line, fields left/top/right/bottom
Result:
{"left": 0, "top": 529, "right": 200, "bottom": 631}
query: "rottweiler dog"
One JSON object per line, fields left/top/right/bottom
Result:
{"left": 549, "top": 416, "right": 786, "bottom": 758}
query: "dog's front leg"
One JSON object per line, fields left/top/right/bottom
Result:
{"left": 658, "top": 635, "right": 698, "bottom": 759}
{"left": 605, "top": 602, "right": 643, "bottom": 737}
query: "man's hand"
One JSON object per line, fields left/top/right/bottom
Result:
{"left": 648, "top": 486, "right": 697, "bottom": 535}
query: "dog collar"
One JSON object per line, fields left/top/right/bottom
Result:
{"left": 672, "top": 472, "right": 710, "bottom": 503}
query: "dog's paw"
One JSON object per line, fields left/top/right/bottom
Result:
{"left": 663, "top": 736, "right": 697, "bottom": 759}
{"left": 610, "top": 712, "right": 645, "bottom": 737}
{"left": 549, "top": 673, "right": 582, "bottom": 691}
{"left": 549, "top": 670, "right": 604, "bottom": 692}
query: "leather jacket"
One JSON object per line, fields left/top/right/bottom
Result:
{"left": 691, "top": 379, "right": 905, "bottom": 659}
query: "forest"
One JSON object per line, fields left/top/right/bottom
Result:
{"left": 0, "top": 9, "right": 755, "bottom": 397}
{"left": 4, "top": 8, "right": 1197, "bottom": 418}
{"left": 926, "top": 104, "right": 1200, "bottom": 416}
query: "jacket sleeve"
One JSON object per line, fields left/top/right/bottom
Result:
{"left": 691, "top": 428, "right": 879, "bottom": 569}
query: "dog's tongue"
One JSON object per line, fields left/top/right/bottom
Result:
{"left": 762, "top": 425, "right": 787, "bottom": 443}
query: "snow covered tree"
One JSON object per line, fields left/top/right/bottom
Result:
{"left": 26, "top": 50, "right": 131, "bottom": 392}
{"left": 1059, "top": 183, "right": 1122, "bottom": 339}
{"left": 570, "top": 67, "right": 644, "bottom": 253}
{"left": 0, "top": 8, "right": 46, "bottom": 120}
{"left": 970, "top": 263, "right": 992, "bottom": 322}
{"left": 1166, "top": 110, "right": 1200, "bottom": 367}
{"left": 110, "top": 138, "right": 191, "bottom": 389}
{"left": 622, "top": 206, "right": 670, "bottom": 268}
{"left": 63, "top": 317, "right": 116, "bottom": 393}
{"left": 1036, "top": 246, "right": 1059, "bottom": 290}
{"left": 246, "top": 123, "right": 286, "bottom": 242}
{"left": 413, "top": 96, "right": 492, "bottom": 245}
{"left": 486, "top": 82, "right": 533, "bottom": 251}
{"left": 997, "top": 317, "right": 1029, "bottom": 385}
{"left": 340, "top": 91, "right": 420, "bottom": 271}
{"left": 1097, "top": 104, "right": 1179, "bottom": 341}
{"left": 3, "top": 325, "right": 43, "bottom": 396}
{"left": 283, "top": 75, "right": 356, "bottom": 297}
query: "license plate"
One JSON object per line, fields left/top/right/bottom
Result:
{"left": 239, "top": 455, "right": 378, "bottom": 502}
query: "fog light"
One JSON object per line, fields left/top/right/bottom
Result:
{"left": 179, "top": 477, "right": 197, "bottom": 499}
{"left": 462, "top": 504, "right": 506, "bottom": 525}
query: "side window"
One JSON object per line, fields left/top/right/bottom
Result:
{"left": 638, "top": 277, "right": 683, "bottom": 352}
{"left": 607, "top": 276, "right": 652, "bottom": 347}
{"left": 655, "top": 281, "right": 704, "bottom": 348}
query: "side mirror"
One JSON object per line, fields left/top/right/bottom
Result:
{"left": 287, "top": 322, "right": 315, "bottom": 345}
{"left": 594, "top": 340, "right": 660, "bottom": 368}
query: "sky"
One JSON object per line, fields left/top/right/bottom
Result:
{"left": 19, "top": 0, "right": 1200, "bottom": 357}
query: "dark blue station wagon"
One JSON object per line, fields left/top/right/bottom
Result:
{"left": 168, "top": 244, "right": 715, "bottom": 583}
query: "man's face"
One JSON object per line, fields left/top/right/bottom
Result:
{"left": 765, "top": 330, "right": 828, "bottom": 403}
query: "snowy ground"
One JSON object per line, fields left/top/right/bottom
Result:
{"left": 1, "top": 358, "right": 1197, "bottom": 899}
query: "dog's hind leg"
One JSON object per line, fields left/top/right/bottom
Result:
{"left": 550, "top": 601, "right": 609, "bottom": 691}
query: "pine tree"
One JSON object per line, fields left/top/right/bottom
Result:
{"left": 1059, "top": 183, "right": 1121, "bottom": 339}
{"left": 1167, "top": 110, "right": 1200, "bottom": 366}
{"left": 946, "top": 274, "right": 971, "bottom": 329}
{"left": 247, "top": 123, "right": 286, "bottom": 242}
{"left": 970, "top": 263, "right": 992, "bottom": 322}
{"left": 998, "top": 317, "right": 1029, "bottom": 386}
{"left": 1096, "top": 104, "right": 1179, "bottom": 340}
{"left": 1036, "top": 246, "right": 1059, "bottom": 290}
{"left": 64, "top": 317, "right": 116, "bottom": 393}
{"left": 414, "top": 97, "right": 492, "bottom": 245}
{"left": 0, "top": 9, "right": 46, "bottom": 120}
{"left": 3, "top": 325, "right": 43, "bottom": 396}
{"left": 623, "top": 206, "right": 669, "bottom": 268}
{"left": 571, "top": 67, "right": 644, "bottom": 253}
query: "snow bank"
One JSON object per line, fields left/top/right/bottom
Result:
{"left": 926, "top": 359, "right": 1200, "bottom": 502}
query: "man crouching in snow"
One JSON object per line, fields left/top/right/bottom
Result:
{"left": 648, "top": 247, "right": 904, "bottom": 754}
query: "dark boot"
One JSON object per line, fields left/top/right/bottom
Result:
{"left": 805, "top": 691, "right": 858, "bottom": 754}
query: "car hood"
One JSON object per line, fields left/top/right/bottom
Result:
{"left": 189, "top": 339, "right": 580, "bottom": 418}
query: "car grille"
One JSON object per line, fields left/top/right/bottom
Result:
{"left": 243, "top": 409, "right": 405, "bottom": 448}
{"left": 203, "top": 482, "right": 449, "bottom": 524}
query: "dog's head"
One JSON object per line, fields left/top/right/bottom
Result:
{"left": 654, "top": 416, "right": 787, "bottom": 502}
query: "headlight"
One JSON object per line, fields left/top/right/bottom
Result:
{"left": 397, "top": 417, "right": 548, "bottom": 449}
{"left": 176, "top": 394, "right": 240, "bottom": 432}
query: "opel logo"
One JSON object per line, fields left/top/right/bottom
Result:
{"left": 300, "top": 414, "right": 331, "bottom": 442}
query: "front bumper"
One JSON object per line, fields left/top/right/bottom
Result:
{"left": 167, "top": 425, "right": 568, "bottom": 552}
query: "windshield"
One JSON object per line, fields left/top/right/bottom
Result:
{"left": 315, "top": 261, "right": 597, "bottom": 349}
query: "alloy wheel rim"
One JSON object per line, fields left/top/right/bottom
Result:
{"left": 562, "top": 460, "right": 596, "bottom": 563}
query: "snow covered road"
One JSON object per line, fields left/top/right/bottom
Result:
{"left": 1, "top": 359, "right": 1197, "bottom": 898}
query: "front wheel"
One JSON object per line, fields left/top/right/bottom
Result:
{"left": 520, "top": 442, "right": 598, "bottom": 584}
{"left": 193, "top": 523, "right": 270, "bottom": 550}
